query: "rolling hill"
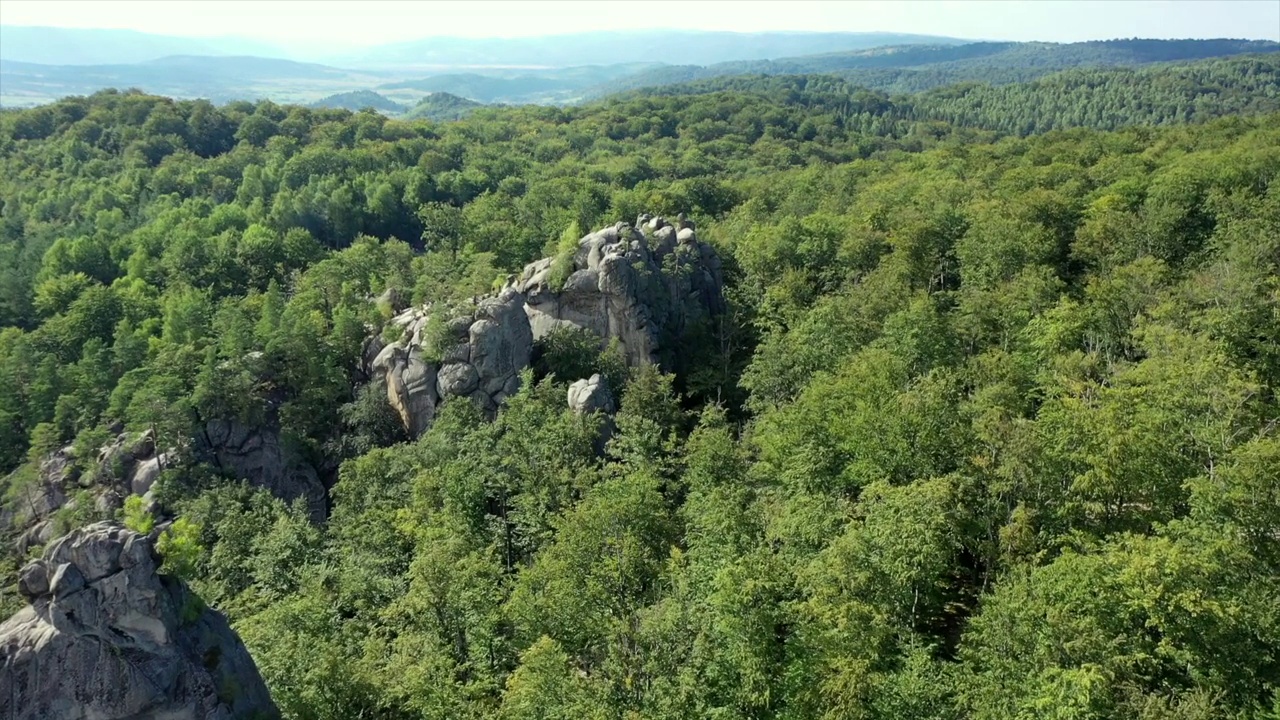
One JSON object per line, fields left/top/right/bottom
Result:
{"left": 619, "top": 53, "right": 1280, "bottom": 136}
{"left": 402, "top": 92, "right": 485, "bottom": 120}
{"left": 377, "top": 63, "right": 661, "bottom": 104}
{"left": 310, "top": 90, "right": 406, "bottom": 113}
{"left": 585, "top": 37, "right": 1280, "bottom": 97}
{"left": 333, "top": 30, "right": 971, "bottom": 69}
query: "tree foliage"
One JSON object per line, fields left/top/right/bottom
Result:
{"left": 1, "top": 68, "right": 1279, "bottom": 719}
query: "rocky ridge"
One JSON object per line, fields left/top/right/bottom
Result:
{"left": 370, "top": 214, "right": 724, "bottom": 436}
{"left": 1, "top": 416, "right": 326, "bottom": 566}
{"left": 2, "top": 429, "right": 162, "bottom": 559}
{"left": 370, "top": 287, "right": 533, "bottom": 436}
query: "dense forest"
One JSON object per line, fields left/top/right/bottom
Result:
{"left": 585, "top": 38, "right": 1280, "bottom": 97}
{"left": 631, "top": 54, "right": 1280, "bottom": 135}
{"left": 2, "top": 54, "right": 1279, "bottom": 720}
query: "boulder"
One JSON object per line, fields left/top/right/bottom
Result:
{"left": 568, "top": 374, "right": 615, "bottom": 415}
{"left": 16, "top": 562, "right": 48, "bottom": 601}
{"left": 40, "top": 446, "right": 79, "bottom": 488}
{"left": 651, "top": 224, "right": 678, "bottom": 258}
{"left": 0, "top": 523, "right": 279, "bottom": 719}
{"left": 17, "top": 521, "right": 56, "bottom": 557}
{"left": 127, "top": 455, "right": 162, "bottom": 496}
{"left": 376, "top": 286, "right": 409, "bottom": 314}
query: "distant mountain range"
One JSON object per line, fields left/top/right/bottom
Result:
{"left": 328, "top": 31, "right": 973, "bottom": 69}
{"left": 0, "top": 56, "right": 392, "bottom": 106}
{"left": 0, "top": 29, "right": 1276, "bottom": 110}
{"left": 0, "top": 26, "right": 298, "bottom": 65}
{"left": 0, "top": 26, "right": 970, "bottom": 68}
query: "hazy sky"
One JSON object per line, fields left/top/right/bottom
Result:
{"left": 1, "top": 0, "right": 1277, "bottom": 47}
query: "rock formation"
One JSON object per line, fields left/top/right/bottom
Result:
{"left": 568, "top": 374, "right": 615, "bottom": 416}
{"left": 1, "top": 430, "right": 158, "bottom": 559}
{"left": 0, "top": 523, "right": 279, "bottom": 719}
{"left": 370, "top": 215, "right": 724, "bottom": 436}
{"left": 513, "top": 214, "right": 724, "bottom": 366}
{"left": 568, "top": 373, "right": 617, "bottom": 453}
{"left": 197, "top": 419, "right": 326, "bottom": 522}
{"left": 2, "top": 416, "right": 327, "bottom": 561}
{"left": 373, "top": 287, "right": 532, "bottom": 436}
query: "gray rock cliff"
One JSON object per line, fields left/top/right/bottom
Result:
{"left": 0, "top": 523, "right": 278, "bottom": 719}
{"left": 513, "top": 216, "right": 724, "bottom": 365}
{"left": 370, "top": 215, "right": 724, "bottom": 436}
{"left": 197, "top": 419, "right": 326, "bottom": 522}
{"left": 1, "top": 430, "right": 160, "bottom": 559}
{"left": 375, "top": 287, "right": 532, "bottom": 436}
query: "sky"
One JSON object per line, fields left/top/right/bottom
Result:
{"left": 0, "top": 0, "right": 1276, "bottom": 48}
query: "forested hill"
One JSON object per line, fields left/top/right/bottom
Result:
{"left": 625, "top": 53, "right": 1280, "bottom": 135}
{"left": 3, "top": 36, "right": 1276, "bottom": 109}
{"left": 310, "top": 90, "right": 406, "bottom": 113}
{"left": 587, "top": 37, "right": 1280, "bottom": 96}
{"left": 403, "top": 91, "right": 485, "bottom": 121}
{"left": 2, "top": 63, "right": 1280, "bottom": 720}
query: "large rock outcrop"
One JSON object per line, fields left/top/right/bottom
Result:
{"left": 374, "top": 287, "right": 532, "bottom": 436}
{"left": 0, "top": 523, "right": 278, "bottom": 719}
{"left": 514, "top": 214, "right": 724, "bottom": 365}
{"left": 371, "top": 215, "right": 724, "bottom": 436}
{"left": 1, "top": 430, "right": 161, "bottom": 559}
{"left": 197, "top": 419, "right": 326, "bottom": 522}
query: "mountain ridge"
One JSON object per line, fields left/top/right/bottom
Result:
{"left": 2, "top": 36, "right": 1275, "bottom": 109}
{"left": 583, "top": 37, "right": 1280, "bottom": 97}
{"left": 0, "top": 25, "right": 296, "bottom": 64}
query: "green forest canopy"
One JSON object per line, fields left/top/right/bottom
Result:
{"left": 584, "top": 38, "right": 1280, "bottom": 97}
{"left": 1, "top": 57, "right": 1279, "bottom": 720}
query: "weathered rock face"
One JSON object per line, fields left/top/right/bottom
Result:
{"left": 513, "top": 216, "right": 724, "bottom": 366}
{"left": 1, "top": 431, "right": 157, "bottom": 558}
{"left": 3, "top": 417, "right": 328, "bottom": 559}
{"left": 370, "top": 215, "right": 724, "bottom": 436}
{"left": 0, "top": 523, "right": 279, "bottom": 720}
{"left": 197, "top": 420, "right": 327, "bottom": 522}
{"left": 375, "top": 288, "right": 533, "bottom": 436}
